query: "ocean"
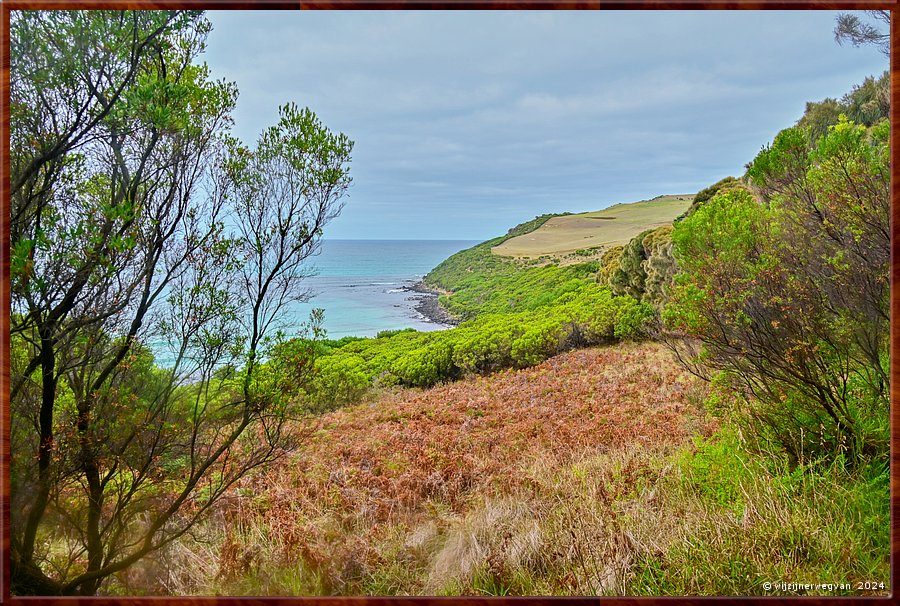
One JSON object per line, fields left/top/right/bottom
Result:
{"left": 289, "top": 239, "right": 477, "bottom": 339}
{"left": 150, "top": 240, "right": 476, "bottom": 368}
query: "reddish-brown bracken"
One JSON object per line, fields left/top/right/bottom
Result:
{"left": 209, "top": 343, "right": 713, "bottom": 582}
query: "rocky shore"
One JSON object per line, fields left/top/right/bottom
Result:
{"left": 407, "top": 281, "right": 460, "bottom": 327}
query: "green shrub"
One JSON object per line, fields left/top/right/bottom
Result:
{"left": 271, "top": 283, "right": 651, "bottom": 405}
{"left": 391, "top": 341, "right": 456, "bottom": 387}
{"left": 376, "top": 327, "right": 417, "bottom": 339}
{"left": 309, "top": 355, "right": 371, "bottom": 408}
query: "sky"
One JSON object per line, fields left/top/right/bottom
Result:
{"left": 202, "top": 10, "right": 887, "bottom": 241}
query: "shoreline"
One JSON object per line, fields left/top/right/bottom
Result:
{"left": 407, "top": 281, "right": 460, "bottom": 327}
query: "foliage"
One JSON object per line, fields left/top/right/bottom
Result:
{"left": 678, "top": 176, "right": 743, "bottom": 220}
{"left": 607, "top": 226, "right": 678, "bottom": 307}
{"left": 609, "top": 231, "right": 649, "bottom": 300}
{"left": 640, "top": 226, "right": 677, "bottom": 307}
{"left": 833, "top": 10, "right": 890, "bottom": 56}
{"left": 665, "top": 116, "right": 889, "bottom": 465}
{"left": 797, "top": 71, "right": 889, "bottom": 145}
{"left": 277, "top": 285, "right": 652, "bottom": 399}
{"left": 796, "top": 99, "right": 843, "bottom": 146}
{"left": 9, "top": 10, "right": 352, "bottom": 595}
{"left": 628, "top": 428, "right": 889, "bottom": 596}
{"left": 596, "top": 245, "right": 624, "bottom": 284}
{"left": 840, "top": 72, "right": 890, "bottom": 126}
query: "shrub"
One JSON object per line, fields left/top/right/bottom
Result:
{"left": 665, "top": 118, "right": 889, "bottom": 465}
{"left": 310, "top": 355, "right": 371, "bottom": 409}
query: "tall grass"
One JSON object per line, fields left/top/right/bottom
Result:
{"left": 117, "top": 348, "right": 888, "bottom": 597}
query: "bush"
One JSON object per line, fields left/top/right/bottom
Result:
{"left": 665, "top": 117, "right": 889, "bottom": 466}
{"left": 270, "top": 283, "right": 651, "bottom": 404}
{"left": 309, "top": 355, "right": 371, "bottom": 409}
{"left": 597, "top": 245, "right": 624, "bottom": 285}
{"left": 608, "top": 226, "right": 678, "bottom": 307}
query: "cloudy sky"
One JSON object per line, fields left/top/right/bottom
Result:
{"left": 203, "top": 10, "right": 887, "bottom": 240}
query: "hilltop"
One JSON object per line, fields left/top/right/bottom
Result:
{"left": 492, "top": 195, "right": 693, "bottom": 260}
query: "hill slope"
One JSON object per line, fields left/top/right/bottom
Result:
{"left": 168, "top": 342, "right": 713, "bottom": 595}
{"left": 165, "top": 340, "right": 885, "bottom": 597}
{"left": 492, "top": 195, "right": 692, "bottom": 258}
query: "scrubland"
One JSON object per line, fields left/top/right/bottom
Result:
{"left": 125, "top": 343, "right": 887, "bottom": 596}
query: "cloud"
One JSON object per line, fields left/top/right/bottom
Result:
{"left": 203, "top": 10, "right": 887, "bottom": 240}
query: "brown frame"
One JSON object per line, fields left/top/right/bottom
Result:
{"left": 0, "top": 1, "right": 896, "bottom": 603}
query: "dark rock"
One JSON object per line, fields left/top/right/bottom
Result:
{"left": 408, "top": 281, "right": 460, "bottom": 326}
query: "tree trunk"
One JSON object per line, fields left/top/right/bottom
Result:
{"left": 21, "top": 326, "right": 57, "bottom": 562}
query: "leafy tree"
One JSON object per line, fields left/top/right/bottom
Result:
{"left": 9, "top": 10, "right": 352, "bottom": 595}
{"left": 840, "top": 72, "right": 890, "bottom": 127}
{"left": 834, "top": 10, "right": 890, "bottom": 56}
{"left": 10, "top": 10, "right": 203, "bottom": 240}
{"left": 796, "top": 98, "right": 843, "bottom": 145}
{"left": 797, "top": 72, "right": 889, "bottom": 146}
{"left": 665, "top": 118, "right": 889, "bottom": 465}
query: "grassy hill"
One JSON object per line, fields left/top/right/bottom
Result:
{"left": 422, "top": 194, "right": 693, "bottom": 320}
{"left": 492, "top": 195, "right": 693, "bottom": 259}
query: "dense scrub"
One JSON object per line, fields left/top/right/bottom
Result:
{"left": 278, "top": 283, "right": 651, "bottom": 407}
{"left": 666, "top": 117, "right": 889, "bottom": 466}
{"left": 431, "top": 262, "right": 600, "bottom": 320}
{"left": 599, "top": 76, "right": 890, "bottom": 472}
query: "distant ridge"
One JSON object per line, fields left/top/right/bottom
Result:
{"left": 492, "top": 194, "right": 693, "bottom": 258}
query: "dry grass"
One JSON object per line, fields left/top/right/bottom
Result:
{"left": 134, "top": 341, "right": 887, "bottom": 596}
{"left": 492, "top": 195, "right": 693, "bottom": 259}
{"left": 142, "top": 342, "right": 713, "bottom": 595}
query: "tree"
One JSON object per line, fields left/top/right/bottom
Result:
{"left": 665, "top": 118, "right": 889, "bottom": 466}
{"left": 796, "top": 98, "right": 843, "bottom": 145}
{"left": 9, "top": 10, "right": 353, "bottom": 595}
{"left": 796, "top": 72, "right": 889, "bottom": 146}
{"left": 834, "top": 10, "right": 890, "bottom": 56}
{"left": 10, "top": 10, "right": 203, "bottom": 241}
{"left": 840, "top": 72, "right": 890, "bottom": 127}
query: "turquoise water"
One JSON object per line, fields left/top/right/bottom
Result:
{"left": 151, "top": 240, "right": 475, "bottom": 367}
{"left": 290, "top": 239, "right": 477, "bottom": 339}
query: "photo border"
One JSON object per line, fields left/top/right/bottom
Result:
{"left": 0, "top": 1, "right": 896, "bottom": 603}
